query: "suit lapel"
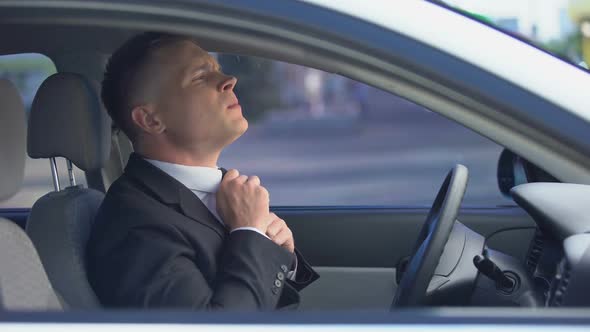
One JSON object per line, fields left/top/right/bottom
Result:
{"left": 177, "top": 188, "right": 228, "bottom": 238}
{"left": 125, "top": 153, "right": 227, "bottom": 239}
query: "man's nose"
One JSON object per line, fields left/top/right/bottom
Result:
{"left": 219, "top": 75, "right": 237, "bottom": 92}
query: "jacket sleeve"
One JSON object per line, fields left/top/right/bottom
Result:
{"left": 286, "top": 249, "right": 320, "bottom": 291}
{"left": 105, "top": 224, "right": 295, "bottom": 310}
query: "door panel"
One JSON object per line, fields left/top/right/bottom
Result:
{"left": 299, "top": 267, "right": 396, "bottom": 310}
{"left": 274, "top": 206, "right": 536, "bottom": 309}
{"left": 277, "top": 206, "right": 535, "bottom": 267}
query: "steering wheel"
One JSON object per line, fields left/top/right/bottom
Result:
{"left": 391, "top": 164, "right": 468, "bottom": 307}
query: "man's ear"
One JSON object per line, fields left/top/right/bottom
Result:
{"left": 131, "top": 105, "right": 166, "bottom": 135}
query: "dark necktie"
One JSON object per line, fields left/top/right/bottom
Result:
{"left": 218, "top": 167, "right": 228, "bottom": 178}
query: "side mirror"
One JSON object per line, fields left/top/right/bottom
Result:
{"left": 497, "top": 149, "right": 559, "bottom": 198}
{"left": 497, "top": 149, "right": 528, "bottom": 198}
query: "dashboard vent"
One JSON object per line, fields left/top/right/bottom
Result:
{"left": 550, "top": 259, "right": 571, "bottom": 307}
{"left": 526, "top": 231, "right": 544, "bottom": 273}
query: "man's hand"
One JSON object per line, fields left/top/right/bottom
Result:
{"left": 216, "top": 169, "right": 270, "bottom": 233}
{"left": 266, "top": 213, "right": 295, "bottom": 253}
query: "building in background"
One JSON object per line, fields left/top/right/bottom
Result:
{"left": 444, "top": 0, "right": 575, "bottom": 42}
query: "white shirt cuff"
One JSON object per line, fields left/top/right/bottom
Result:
{"left": 287, "top": 255, "right": 297, "bottom": 281}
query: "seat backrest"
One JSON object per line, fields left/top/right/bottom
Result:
{"left": 26, "top": 73, "right": 111, "bottom": 309}
{"left": 0, "top": 79, "right": 63, "bottom": 311}
{"left": 0, "top": 220, "right": 64, "bottom": 310}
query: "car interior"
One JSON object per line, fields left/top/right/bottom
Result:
{"left": 0, "top": 2, "right": 589, "bottom": 315}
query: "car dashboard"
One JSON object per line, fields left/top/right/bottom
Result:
{"left": 511, "top": 183, "right": 590, "bottom": 307}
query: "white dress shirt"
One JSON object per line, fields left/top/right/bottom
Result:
{"left": 145, "top": 158, "right": 296, "bottom": 280}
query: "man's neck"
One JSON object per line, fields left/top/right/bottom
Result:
{"left": 135, "top": 142, "right": 221, "bottom": 168}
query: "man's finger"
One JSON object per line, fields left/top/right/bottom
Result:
{"left": 234, "top": 175, "right": 248, "bottom": 184}
{"left": 246, "top": 175, "right": 261, "bottom": 186}
{"left": 223, "top": 169, "right": 240, "bottom": 181}
{"left": 271, "top": 228, "right": 289, "bottom": 246}
{"left": 266, "top": 217, "right": 283, "bottom": 238}
{"left": 276, "top": 228, "right": 294, "bottom": 253}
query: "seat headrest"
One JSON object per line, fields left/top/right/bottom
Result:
{"left": 27, "top": 73, "right": 111, "bottom": 171}
{"left": 0, "top": 79, "right": 26, "bottom": 201}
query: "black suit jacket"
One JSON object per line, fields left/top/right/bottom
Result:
{"left": 87, "top": 153, "right": 318, "bottom": 310}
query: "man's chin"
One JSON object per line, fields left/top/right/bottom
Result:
{"left": 225, "top": 117, "right": 248, "bottom": 144}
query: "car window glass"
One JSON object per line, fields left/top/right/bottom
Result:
{"left": 216, "top": 54, "right": 512, "bottom": 207}
{"left": 0, "top": 53, "right": 87, "bottom": 208}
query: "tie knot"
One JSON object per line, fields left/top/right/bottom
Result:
{"left": 218, "top": 167, "right": 228, "bottom": 178}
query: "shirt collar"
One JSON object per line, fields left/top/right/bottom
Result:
{"left": 145, "top": 158, "right": 222, "bottom": 194}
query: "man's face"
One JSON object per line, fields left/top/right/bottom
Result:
{"left": 142, "top": 40, "right": 247, "bottom": 151}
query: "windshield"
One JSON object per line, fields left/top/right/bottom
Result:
{"left": 437, "top": 0, "right": 590, "bottom": 70}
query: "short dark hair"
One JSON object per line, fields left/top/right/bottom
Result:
{"left": 101, "top": 32, "right": 189, "bottom": 142}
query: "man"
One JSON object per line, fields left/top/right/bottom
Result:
{"left": 87, "top": 32, "right": 319, "bottom": 310}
